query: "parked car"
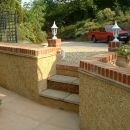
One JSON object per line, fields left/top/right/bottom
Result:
{"left": 88, "top": 25, "right": 130, "bottom": 43}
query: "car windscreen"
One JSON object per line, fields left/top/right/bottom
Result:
{"left": 105, "top": 25, "right": 121, "bottom": 32}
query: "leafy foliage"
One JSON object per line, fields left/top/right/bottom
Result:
{"left": 117, "top": 44, "right": 130, "bottom": 56}
{"left": 0, "top": 0, "right": 130, "bottom": 43}
{"left": 58, "top": 25, "right": 75, "bottom": 40}
{"left": 21, "top": 0, "right": 47, "bottom": 43}
{"left": 0, "top": 0, "right": 23, "bottom": 24}
{"left": 96, "top": 8, "right": 115, "bottom": 22}
{"left": 18, "top": 22, "right": 47, "bottom": 43}
{"left": 44, "top": 0, "right": 96, "bottom": 28}
{"left": 0, "top": 0, "right": 15, "bottom": 11}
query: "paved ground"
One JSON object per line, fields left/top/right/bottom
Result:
{"left": 0, "top": 87, "right": 79, "bottom": 130}
{"left": 0, "top": 41, "right": 108, "bottom": 130}
{"left": 61, "top": 41, "right": 108, "bottom": 64}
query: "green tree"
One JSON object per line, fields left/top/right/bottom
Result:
{"left": 44, "top": 0, "right": 96, "bottom": 28}
{"left": 0, "top": 0, "right": 16, "bottom": 11}
{"left": 0, "top": 0, "right": 23, "bottom": 23}
{"left": 21, "top": 0, "right": 47, "bottom": 43}
{"left": 96, "top": 8, "right": 115, "bottom": 23}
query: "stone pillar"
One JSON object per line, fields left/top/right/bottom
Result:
{"left": 108, "top": 41, "right": 123, "bottom": 52}
{"left": 48, "top": 39, "right": 61, "bottom": 47}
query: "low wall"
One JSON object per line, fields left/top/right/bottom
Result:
{"left": 0, "top": 42, "right": 79, "bottom": 112}
{"left": 79, "top": 52, "right": 130, "bottom": 130}
{"left": 0, "top": 43, "right": 61, "bottom": 99}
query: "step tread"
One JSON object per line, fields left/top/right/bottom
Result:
{"left": 48, "top": 74, "right": 79, "bottom": 85}
{"left": 64, "top": 94, "right": 79, "bottom": 105}
{"left": 40, "top": 89, "right": 70, "bottom": 100}
{"left": 73, "top": 79, "right": 80, "bottom": 85}
{"left": 40, "top": 89, "right": 79, "bottom": 104}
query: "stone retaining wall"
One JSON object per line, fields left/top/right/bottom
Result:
{"left": 79, "top": 52, "right": 130, "bottom": 130}
{"left": 0, "top": 42, "right": 79, "bottom": 112}
{"left": 0, "top": 43, "right": 61, "bottom": 99}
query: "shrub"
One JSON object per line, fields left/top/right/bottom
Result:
{"left": 18, "top": 23, "right": 47, "bottom": 43}
{"left": 116, "top": 44, "right": 130, "bottom": 56}
{"left": 96, "top": 8, "right": 115, "bottom": 22}
{"left": 18, "top": 23, "right": 35, "bottom": 43}
{"left": 34, "top": 31, "right": 47, "bottom": 44}
{"left": 84, "top": 21, "right": 100, "bottom": 31}
{"left": 58, "top": 25, "right": 75, "bottom": 40}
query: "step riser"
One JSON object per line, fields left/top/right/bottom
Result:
{"left": 57, "top": 70, "right": 79, "bottom": 77}
{"left": 47, "top": 80, "right": 79, "bottom": 94}
{"left": 56, "top": 63, "right": 79, "bottom": 77}
{"left": 39, "top": 96, "right": 79, "bottom": 113}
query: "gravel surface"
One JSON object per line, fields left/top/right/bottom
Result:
{"left": 60, "top": 41, "right": 108, "bottom": 65}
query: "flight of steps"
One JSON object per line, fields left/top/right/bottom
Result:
{"left": 39, "top": 62, "right": 79, "bottom": 112}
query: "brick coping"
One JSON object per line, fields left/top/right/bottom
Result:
{"left": 0, "top": 43, "right": 61, "bottom": 58}
{"left": 79, "top": 52, "right": 130, "bottom": 86}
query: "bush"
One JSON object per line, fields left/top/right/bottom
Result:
{"left": 58, "top": 25, "right": 75, "bottom": 40}
{"left": 84, "top": 21, "right": 100, "bottom": 31}
{"left": 116, "top": 44, "right": 130, "bottom": 56}
{"left": 96, "top": 8, "right": 115, "bottom": 22}
{"left": 18, "top": 23, "right": 35, "bottom": 43}
{"left": 18, "top": 23, "right": 47, "bottom": 43}
{"left": 34, "top": 31, "right": 47, "bottom": 43}
{"left": 75, "top": 32, "right": 89, "bottom": 41}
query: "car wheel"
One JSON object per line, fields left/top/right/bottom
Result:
{"left": 107, "top": 36, "right": 112, "bottom": 43}
{"left": 92, "top": 36, "right": 97, "bottom": 43}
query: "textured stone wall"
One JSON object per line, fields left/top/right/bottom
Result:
{"left": 0, "top": 43, "right": 79, "bottom": 112}
{"left": 79, "top": 71, "right": 130, "bottom": 130}
{"left": 0, "top": 43, "right": 61, "bottom": 98}
{"left": 37, "top": 54, "right": 60, "bottom": 92}
{"left": 0, "top": 53, "right": 38, "bottom": 98}
{"left": 0, "top": 52, "right": 59, "bottom": 99}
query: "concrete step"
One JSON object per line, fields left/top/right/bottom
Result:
{"left": 40, "top": 89, "right": 79, "bottom": 105}
{"left": 47, "top": 74, "right": 79, "bottom": 94}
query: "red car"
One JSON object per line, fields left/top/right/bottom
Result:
{"left": 88, "top": 25, "right": 130, "bottom": 43}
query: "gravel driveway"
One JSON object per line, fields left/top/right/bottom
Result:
{"left": 60, "top": 41, "right": 108, "bottom": 65}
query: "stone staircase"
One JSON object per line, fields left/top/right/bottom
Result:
{"left": 39, "top": 63, "right": 79, "bottom": 112}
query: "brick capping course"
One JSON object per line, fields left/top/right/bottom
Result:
{"left": 0, "top": 43, "right": 61, "bottom": 57}
{"left": 80, "top": 52, "right": 130, "bottom": 86}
